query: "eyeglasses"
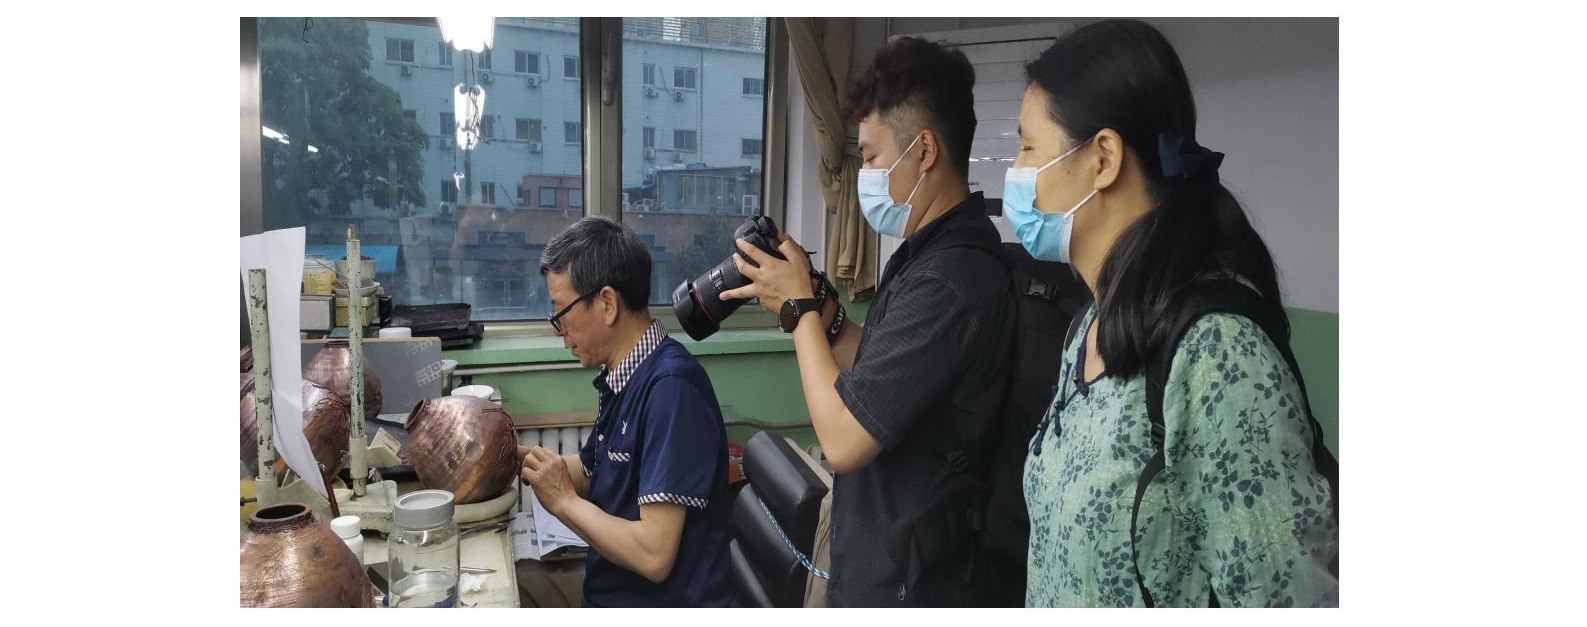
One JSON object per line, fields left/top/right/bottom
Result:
{"left": 548, "top": 288, "right": 602, "bottom": 334}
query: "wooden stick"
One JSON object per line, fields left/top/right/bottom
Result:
{"left": 321, "top": 463, "right": 341, "bottom": 519}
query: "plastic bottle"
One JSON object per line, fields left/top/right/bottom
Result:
{"left": 330, "top": 515, "right": 364, "bottom": 565}
{"left": 389, "top": 490, "right": 460, "bottom": 608}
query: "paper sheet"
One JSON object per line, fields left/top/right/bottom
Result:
{"left": 511, "top": 488, "right": 588, "bottom": 560}
{"left": 240, "top": 227, "right": 325, "bottom": 497}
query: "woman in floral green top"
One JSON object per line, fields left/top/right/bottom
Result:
{"left": 1004, "top": 20, "right": 1338, "bottom": 607}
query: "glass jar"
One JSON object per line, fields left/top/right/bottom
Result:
{"left": 388, "top": 490, "right": 460, "bottom": 608}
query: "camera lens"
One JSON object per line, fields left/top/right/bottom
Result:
{"left": 671, "top": 215, "right": 784, "bottom": 340}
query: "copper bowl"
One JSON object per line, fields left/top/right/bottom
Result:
{"left": 303, "top": 340, "right": 383, "bottom": 422}
{"left": 240, "top": 502, "right": 374, "bottom": 607}
{"left": 406, "top": 396, "right": 518, "bottom": 504}
{"left": 241, "top": 380, "right": 351, "bottom": 480}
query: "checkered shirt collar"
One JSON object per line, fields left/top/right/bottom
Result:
{"left": 601, "top": 318, "right": 668, "bottom": 395}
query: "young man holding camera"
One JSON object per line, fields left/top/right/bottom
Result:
{"left": 720, "top": 37, "right": 1016, "bottom": 606}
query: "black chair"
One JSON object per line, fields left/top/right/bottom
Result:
{"left": 727, "top": 431, "right": 831, "bottom": 607}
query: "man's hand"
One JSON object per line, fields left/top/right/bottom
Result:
{"left": 520, "top": 446, "right": 578, "bottom": 515}
{"left": 718, "top": 233, "right": 817, "bottom": 315}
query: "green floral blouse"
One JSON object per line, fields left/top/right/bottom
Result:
{"left": 1022, "top": 307, "right": 1338, "bottom": 607}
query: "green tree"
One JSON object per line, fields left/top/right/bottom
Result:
{"left": 259, "top": 18, "right": 428, "bottom": 230}
{"left": 676, "top": 215, "right": 740, "bottom": 284}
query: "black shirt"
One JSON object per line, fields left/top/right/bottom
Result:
{"left": 828, "top": 192, "right": 1017, "bottom": 606}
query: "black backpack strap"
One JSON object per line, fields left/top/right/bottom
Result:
{"left": 1130, "top": 278, "right": 1338, "bottom": 607}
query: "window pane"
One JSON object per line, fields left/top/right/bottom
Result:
{"left": 564, "top": 56, "right": 579, "bottom": 78}
{"left": 564, "top": 121, "right": 580, "bottom": 144}
{"left": 259, "top": 17, "right": 585, "bottom": 322}
{"left": 539, "top": 188, "right": 557, "bottom": 207}
{"left": 621, "top": 17, "right": 768, "bottom": 305}
{"left": 439, "top": 42, "right": 452, "bottom": 66}
{"left": 478, "top": 46, "right": 492, "bottom": 69}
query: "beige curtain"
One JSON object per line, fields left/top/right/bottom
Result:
{"left": 784, "top": 17, "right": 876, "bottom": 301}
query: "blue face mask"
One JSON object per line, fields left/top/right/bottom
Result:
{"left": 1002, "top": 135, "right": 1098, "bottom": 264}
{"left": 857, "top": 134, "right": 926, "bottom": 238}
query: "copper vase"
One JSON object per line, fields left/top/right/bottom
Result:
{"left": 241, "top": 373, "right": 258, "bottom": 473}
{"left": 240, "top": 503, "right": 374, "bottom": 607}
{"left": 241, "top": 380, "right": 351, "bottom": 480}
{"left": 406, "top": 396, "right": 518, "bottom": 504}
{"left": 303, "top": 340, "right": 383, "bottom": 422}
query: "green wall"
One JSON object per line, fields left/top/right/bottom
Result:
{"left": 458, "top": 299, "right": 1338, "bottom": 458}
{"left": 1286, "top": 307, "right": 1339, "bottom": 456}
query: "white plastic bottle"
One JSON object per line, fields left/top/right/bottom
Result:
{"left": 330, "top": 515, "right": 364, "bottom": 565}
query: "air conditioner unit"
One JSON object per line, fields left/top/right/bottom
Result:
{"left": 440, "top": 137, "right": 454, "bottom": 150}
{"left": 643, "top": 148, "right": 656, "bottom": 161}
{"left": 742, "top": 195, "right": 759, "bottom": 215}
{"left": 400, "top": 64, "right": 413, "bottom": 77}
{"left": 644, "top": 86, "right": 659, "bottom": 98}
{"left": 671, "top": 90, "right": 685, "bottom": 102}
{"left": 526, "top": 75, "right": 540, "bottom": 88}
{"left": 528, "top": 141, "right": 543, "bottom": 153}
{"left": 439, "top": 202, "right": 454, "bottom": 213}
{"left": 479, "top": 71, "right": 494, "bottom": 84}
{"left": 672, "top": 152, "right": 684, "bottom": 164}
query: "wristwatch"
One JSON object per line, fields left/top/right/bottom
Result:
{"left": 779, "top": 298, "right": 825, "bottom": 333}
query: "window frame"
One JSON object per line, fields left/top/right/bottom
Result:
{"left": 563, "top": 55, "right": 580, "bottom": 79}
{"left": 386, "top": 37, "right": 415, "bottom": 63}
{"left": 438, "top": 41, "right": 453, "bottom": 67}
{"left": 514, "top": 50, "right": 541, "bottom": 76}
{"left": 673, "top": 128, "right": 698, "bottom": 152}
{"left": 242, "top": 17, "right": 788, "bottom": 334}
{"left": 672, "top": 64, "right": 699, "bottom": 91}
{"left": 742, "top": 76, "right": 764, "bottom": 97}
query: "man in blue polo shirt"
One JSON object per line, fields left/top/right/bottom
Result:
{"left": 517, "top": 216, "right": 731, "bottom": 607}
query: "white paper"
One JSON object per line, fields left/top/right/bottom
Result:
{"left": 510, "top": 488, "right": 588, "bottom": 561}
{"left": 240, "top": 227, "right": 325, "bottom": 497}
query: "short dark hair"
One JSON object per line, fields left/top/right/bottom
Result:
{"left": 539, "top": 216, "right": 651, "bottom": 313}
{"left": 843, "top": 36, "right": 977, "bottom": 179}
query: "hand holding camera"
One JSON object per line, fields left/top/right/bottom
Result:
{"left": 671, "top": 215, "right": 824, "bottom": 340}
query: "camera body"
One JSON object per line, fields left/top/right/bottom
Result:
{"left": 671, "top": 215, "right": 785, "bottom": 340}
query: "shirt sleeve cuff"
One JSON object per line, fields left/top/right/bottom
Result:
{"left": 835, "top": 372, "right": 896, "bottom": 449}
{"left": 637, "top": 492, "right": 709, "bottom": 510}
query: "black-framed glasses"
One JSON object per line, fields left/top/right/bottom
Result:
{"left": 549, "top": 288, "right": 602, "bottom": 334}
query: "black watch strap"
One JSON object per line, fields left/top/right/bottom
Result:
{"left": 781, "top": 298, "right": 824, "bottom": 333}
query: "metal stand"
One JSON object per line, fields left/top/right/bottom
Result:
{"left": 247, "top": 269, "right": 280, "bottom": 508}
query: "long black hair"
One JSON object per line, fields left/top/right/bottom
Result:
{"left": 1025, "top": 19, "right": 1286, "bottom": 378}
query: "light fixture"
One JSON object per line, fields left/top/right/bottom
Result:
{"left": 307, "top": 145, "right": 320, "bottom": 154}
{"left": 454, "top": 83, "right": 486, "bottom": 150}
{"left": 438, "top": 17, "right": 495, "bottom": 53}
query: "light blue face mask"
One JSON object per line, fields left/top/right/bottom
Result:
{"left": 1002, "top": 135, "right": 1098, "bottom": 264}
{"left": 857, "top": 134, "right": 926, "bottom": 238}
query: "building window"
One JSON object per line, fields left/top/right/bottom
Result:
{"left": 386, "top": 38, "right": 414, "bottom": 63}
{"left": 517, "top": 118, "right": 542, "bottom": 142}
{"left": 477, "top": 46, "right": 492, "bottom": 70}
{"left": 438, "top": 42, "right": 453, "bottom": 67}
{"left": 673, "top": 66, "right": 697, "bottom": 90}
{"left": 515, "top": 50, "right": 539, "bottom": 75}
{"left": 564, "top": 56, "right": 579, "bottom": 79}
{"left": 481, "top": 116, "right": 495, "bottom": 140}
{"left": 540, "top": 187, "right": 558, "bottom": 207}
{"left": 619, "top": 18, "right": 770, "bottom": 305}
{"left": 569, "top": 189, "right": 583, "bottom": 208}
{"left": 674, "top": 129, "right": 698, "bottom": 152}
{"left": 565, "top": 122, "right": 581, "bottom": 145}
{"left": 481, "top": 182, "right": 496, "bottom": 205}
{"left": 440, "top": 112, "right": 454, "bottom": 136}
{"left": 441, "top": 179, "right": 458, "bottom": 203}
